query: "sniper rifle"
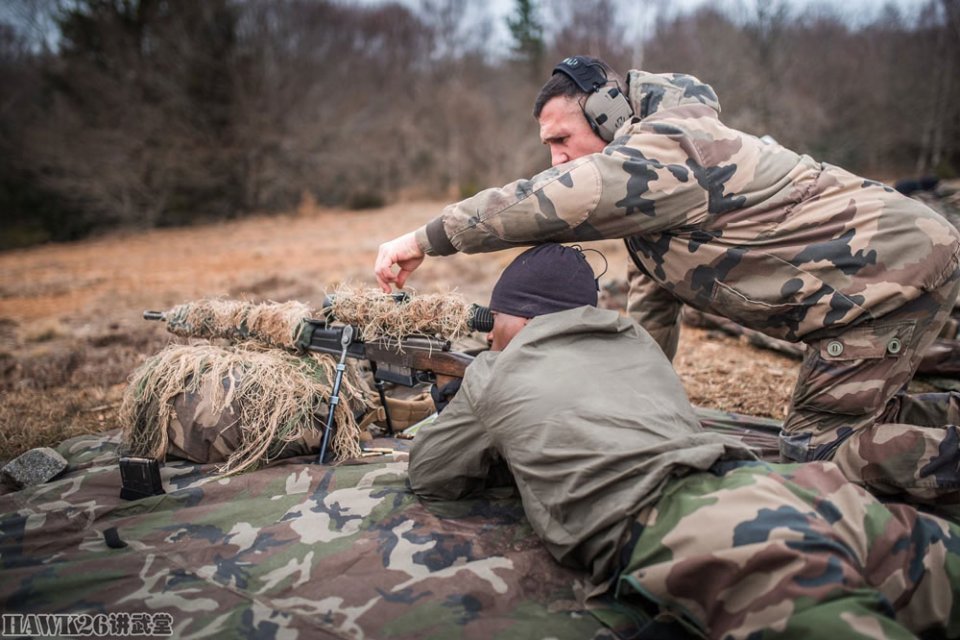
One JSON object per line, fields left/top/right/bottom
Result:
{"left": 298, "top": 296, "right": 492, "bottom": 389}
{"left": 293, "top": 297, "right": 491, "bottom": 443}
{"left": 141, "top": 296, "right": 493, "bottom": 449}
{"left": 143, "top": 296, "right": 491, "bottom": 392}
{"left": 120, "top": 296, "right": 492, "bottom": 496}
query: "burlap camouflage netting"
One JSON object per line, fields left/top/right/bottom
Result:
{"left": 162, "top": 290, "right": 475, "bottom": 348}
{"left": 122, "top": 291, "right": 476, "bottom": 473}
{"left": 163, "top": 299, "right": 311, "bottom": 349}
{"left": 328, "top": 285, "right": 472, "bottom": 342}
{"left": 120, "top": 344, "right": 367, "bottom": 473}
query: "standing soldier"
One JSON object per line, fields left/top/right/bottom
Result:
{"left": 376, "top": 56, "right": 960, "bottom": 503}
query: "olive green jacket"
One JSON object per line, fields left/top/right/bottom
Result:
{"left": 408, "top": 306, "right": 754, "bottom": 584}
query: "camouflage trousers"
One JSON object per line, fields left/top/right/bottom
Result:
{"left": 598, "top": 460, "right": 960, "bottom": 640}
{"left": 780, "top": 271, "right": 960, "bottom": 503}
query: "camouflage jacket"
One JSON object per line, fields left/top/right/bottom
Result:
{"left": 415, "top": 70, "right": 960, "bottom": 352}
{"left": 407, "top": 306, "right": 754, "bottom": 586}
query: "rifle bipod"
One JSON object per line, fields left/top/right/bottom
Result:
{"left": 317, "top": 325, "right": 354, "bottom": 464}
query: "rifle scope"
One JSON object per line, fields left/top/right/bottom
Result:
{"left": 466, "top": 304, "right": 494, "bottom": 333}
{"left": 321, "top": 295, "right": 494, "bottom": 334}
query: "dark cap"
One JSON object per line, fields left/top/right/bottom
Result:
{"left": 489, "top": 244, "right": 598, "bottom": 318}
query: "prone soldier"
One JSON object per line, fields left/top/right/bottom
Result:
{"left": 408, "top": 243, "right": 960, "bottom": 639}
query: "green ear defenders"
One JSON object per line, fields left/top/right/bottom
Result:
{"left": 552, "top": 56, "right": 634, "bottom": 143}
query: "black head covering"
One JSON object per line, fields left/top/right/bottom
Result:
{"left": 489, "top": 244, "right": 598, "bottom": 318}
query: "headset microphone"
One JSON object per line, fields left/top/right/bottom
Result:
{"left": 552, "top": 56, "right": 634, "bottom": 143}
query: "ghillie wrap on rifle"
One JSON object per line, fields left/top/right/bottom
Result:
{"left": 123, "top": 290, "right": 491, "bottom": 475}
{"left": 326, "top": 285, "right": 476, "bottom": 342}
{"left": 155, "top": 288, "right": 490, "bottom": 348}
{"left": 160, "top": 298, "right": 310, "bottom": 349}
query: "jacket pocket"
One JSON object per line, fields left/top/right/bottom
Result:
{"left": 792, "top": 320, "right": 917, "bottom": 416}
{"left": 815, "top": 322, "right": 915, "bottom": 361}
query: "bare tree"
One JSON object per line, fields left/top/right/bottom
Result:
{"left": 914, "top": 0, "right": 958, "bottom": 175}
{"left": 545, "top": 0, "right": 631, "bottom": 70}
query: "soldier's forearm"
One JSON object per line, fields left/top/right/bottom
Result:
{"left": 418, "top": 219, "right": 456, "bottom": 256}
{"left": 425, "top": 143, "right": 706, "bottom": 255}
{"left": 430, "top": 158, "right": 601, "bottom": 254}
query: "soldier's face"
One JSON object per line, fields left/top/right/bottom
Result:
{"left": 487, "top": 311, "right": 530, "bottom": 351}
{"left": 538, "top": 96, "right": 607, "bottom": 166}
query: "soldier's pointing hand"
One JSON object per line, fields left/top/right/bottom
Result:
{"left": 375, "top": 231, "right": 425, "bottom": 292}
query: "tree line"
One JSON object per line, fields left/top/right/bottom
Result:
{"left": 1, "top": 0, "right": 957, "bottom": 248}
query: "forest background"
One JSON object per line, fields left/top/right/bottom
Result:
{"left": 1, "top": 0, "right": 958, "bottom": 249}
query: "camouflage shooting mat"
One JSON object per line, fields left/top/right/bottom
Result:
{"left": 0, "top": 409, "right": 780, "bottom": 639}
{"left": 0, "top": 433, "right": 613, "bottom": 639}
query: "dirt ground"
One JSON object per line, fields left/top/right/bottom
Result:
{"left": 0, "top": 200, "right": 799, "bottom": 462}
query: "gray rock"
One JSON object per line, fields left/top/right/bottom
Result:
{"left": 1, "top": 447, "right": 68, "bottom": 488}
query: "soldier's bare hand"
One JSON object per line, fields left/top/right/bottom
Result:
{"left": 375, "top": 232, "right": 425, "bottom": 292}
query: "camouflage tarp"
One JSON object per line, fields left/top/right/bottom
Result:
{"left": 0, "top": 434, "right": 613, "bottom": 638}
{"left": 0, "top": 409, "right": 780, "bottom": 639}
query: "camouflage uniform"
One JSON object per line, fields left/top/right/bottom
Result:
{"left": 412, "top": 69, "right": 960, "bottom": 501}
{"left": 165, "top": 386, "right": 322, "bottom": 464}
{"left": 408, "top": 307, "right": 960, "bottom": 638}
{"left": 600, "top": 460, "right": 960, "bottom": 640}
{"left": 0, "top": 432, "right": 616, "bottom": 639}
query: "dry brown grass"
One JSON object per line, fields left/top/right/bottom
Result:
{"left": 0, "top": 387, "right": 123, "bottom": 463}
